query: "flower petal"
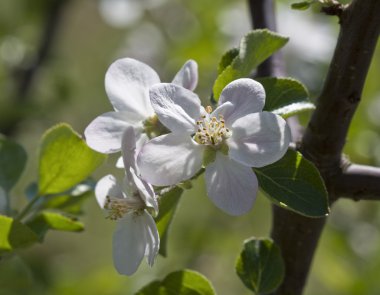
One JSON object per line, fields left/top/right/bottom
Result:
{"left": 218, "top": 78, "right": 265, "bottom": 125}
{"left": 149, "top": 83, "right": 201, "bottom": 133}
{"left": 205, "top": 153, "right": 258, "bottom": 216}
{"left": 121, "top": 126, "right": 138, "bottom": 171}
{"left": 95, "top": 174, "right": 122, "bottom": 209}
{"left": 85, "top": 111, "right": 142, "bottom": 153}
{"left": 137, "top": 133, "right": 204, "bottom": 186}
{"left": 228, "top": 112, "right": 291, "bottom": 167}
{"left": 116, "top": 133, "right": 149, "bottom": 169}
{"left": 105, "top": 58, "right": 159, "bottom": 117}
{"left": 142, "top": 211, "right": 160, "bottom": 266}
{"left": 112, "top": 213, "right": 147, "bottom": 275}
{"left": 130, "top": 168, "right": 158, "bottom": 213}
{"left": 172, "top": 60, "right": 198, "bottom": 91}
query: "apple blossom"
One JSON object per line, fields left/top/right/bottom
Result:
{"left": 85, "top": 58, "right": 198, "bottom": 153}
{"left": 137, "top": 78, "right": 291, "bottom": 216}
{"left": 95, "top": 127, "right": 159, "bottom": 275}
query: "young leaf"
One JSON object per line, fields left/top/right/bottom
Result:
{"left": 0, "top": 137, "right": 27, "bottom": 192}
{"left": 155, "top": 186, "right": 183, "bottom": 257}
{"left": 254, "top": 149, "right": 329, "bottom": 217}
{"left": 38, "top": 123, "right": 106, "bottom": 195}
{"left": 135, "top": 269, "right": 216, "bottom": 295}
{"left": 236, "top": 237, "right": 284, "bottom": 294}
{"left": 0, "top": 215, "right": 38, "bottom": 253}
{"left": 291, "top": 1, "right": 313, "bottom": 10}
{"left": 41, "top": 180, "right": 95, "bottom": 215}
{"left": 213, "top": 29, "right": 288, "bottom": 100}
{"left": 26, "top": 211, "right": 84, "bottom": 241}
{"left": 217, "top": 47, "right": 239, "bottom": 75}
{"left": 258, "top": 77, "right": 315, "bottom": 118}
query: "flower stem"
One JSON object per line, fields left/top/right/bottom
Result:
{"left": 16, "top": 194, "right": 41, "bottom": 221}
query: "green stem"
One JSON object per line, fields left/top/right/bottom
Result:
{"left": 16, "top": 194, "right": 41, "bottom": 221}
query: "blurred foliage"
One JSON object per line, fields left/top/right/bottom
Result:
{"left": 0, "top": 0, "right": 379, "bottom": 294}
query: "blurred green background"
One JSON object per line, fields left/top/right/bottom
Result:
{"left": 0, "top": 0, "right": 380, "bottom": 294}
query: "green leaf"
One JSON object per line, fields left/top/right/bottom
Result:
{"left": 26, "top": 211, "right": 84, "bottom": 241}
{"left": 258, "top": 77, "right": 315, "bottom": 118}
{"left": 155, "top": 187, "right": 183, "bottom": 256}
{"left": 135, "top": 269, "right": 216, "bottom": 295}
{"left": 236, "top": 237, "right": 284, "bottom": 294}
{"left": 213, "top": 29, "right": 288, "bottom": 100}
{"left": 254, "top": 149, "right": 329, "bottom": 217}
{"left": 41, "top": 180, "right": 95, "bottom": 215}
{"left": 38, "top": 123, "right": 106, "bottom": 195}
{"left": 291, "top": 1, "right": 313, "bottom": 10}
{"left": 0, "top": 215, "right": 38, "bottom": 253}
{"left": 0, "top": 137, "right": 27, "bottom": 192}
{"left": 217, "top": 47, "right": 239, "bottom": 75}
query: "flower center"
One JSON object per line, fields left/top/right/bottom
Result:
{"left": 143, "top": 115, "right": 169, "bottom": 139}
{"left": 104, "top": 195, "right": 144, "bottom": 220}
{"left": 194, "top": 106, "right": 231, "bottom": 147}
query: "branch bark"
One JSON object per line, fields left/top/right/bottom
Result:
{"left": 335, "top": 164, "right": 380, "bottom": 201}
{"left": 301, "top": 0, "right": 380, "bottom": 169}
{"left": 249, "top": 0, "right": 380, "bottom": 294}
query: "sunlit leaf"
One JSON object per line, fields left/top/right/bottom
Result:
{"left": 258, "top": 77, "right": 315, "bottom": 118}
{"left": 0, "top": 215, "right": 38, "bottom": 253}
{"left": 236, "top": 237, "right": 284, "bottom": 294}
{"left": 155, "top": 186, "right": 183, "bottom": 257}
{"left": 38, "top": 123, "right": 106, "bottom": 195}
{"left": 213, "top": 29, "right": 288, "bottom": 99}
{"left": 26, "top": 211, "right": 84, "bottom": 241}
{"left": 254, "top": 149, "right": 329, "bottom": 217}
{"left": 0, "top": 137, "right": 27, "bottom": 192}
{"left": 136, "top": 269, "right": 216, "bottom": 295}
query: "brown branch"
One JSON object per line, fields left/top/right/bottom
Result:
{"left": 335, "top": 164, "right": 380, "bottom": 201}
{"left": 14, "top": 0, "right": 68, "bottom": 100}
{"left": 249, "top": 0, "right": 380, "bottom": 294}
{"left": 248, "top": 0, "right": 285, "bottom": 77}
{"left": 301, "top": 0, "right": 380, "bottom": 170}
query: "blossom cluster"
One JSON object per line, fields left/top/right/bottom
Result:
{"left": 85, "top": 58, "right": 291, "bottom": 275}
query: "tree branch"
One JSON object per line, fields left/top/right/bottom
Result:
{"left": 14, "top": 0, "right": 68, "bottom": 100}
{"left": 248, "top": 0, "right": 285, "bottom": 77}
{"left": 249, "top": 0, "right": 380, "bottom": 294}
{"left": 335, "top": 164, "right": 380, "bottom": 201}
{"left": 301, "top": 0, "right": 380, "bottom": 171}
{"left": 249, "top": 1, "right": 324, "bottom": 294}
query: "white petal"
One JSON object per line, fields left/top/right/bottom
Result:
{"left": 0, "top": 187, "right": 7, "bottom": 214}
{"left": 121, "top": 126, "right": 138, "bottom": 171}
{"left": 105, "top": 58, "right": 159, "bottom": 117}
{"left": 112, "top": 213, "right": 146, "bottom": 275}
{"left": 116, "top": 133, "right": 149, "bottom": 169}
{"left": 137, "top": 133, "right": 204, "bottom": 186}
{"left": 85, "top": 111, "right": 142, "bottom": 153}
{"left": 217, "top": 78, "right": 265, "bottom": 125}
{"left": 172, "top": 60, "right": 198, "bottom": 91}
{"left": 228, "top": 112, "right": 291, "bottom": 167}
{"left": 141, "top": 211, "right": 160, "bottom": 266}
{"left": 149, "top": 83, "right": 201, "bottom": 133}
{"left": 95, "top": 175, "right": 122, "bottom": 209}
{"left": 205, "top": 153, "right": 258, "bottom": 216}
{"left": 130, "top": 168, "right": 158, "bottom": 213}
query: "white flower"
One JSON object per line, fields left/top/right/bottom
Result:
{"left": 95, "top": 127, "right": 159, "bottom": 275}
{"left": 85, "top": 57, "right": 198, "bottom": 153}
{"left": 137, "top": 78, "right": 291, "bottom": 216}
